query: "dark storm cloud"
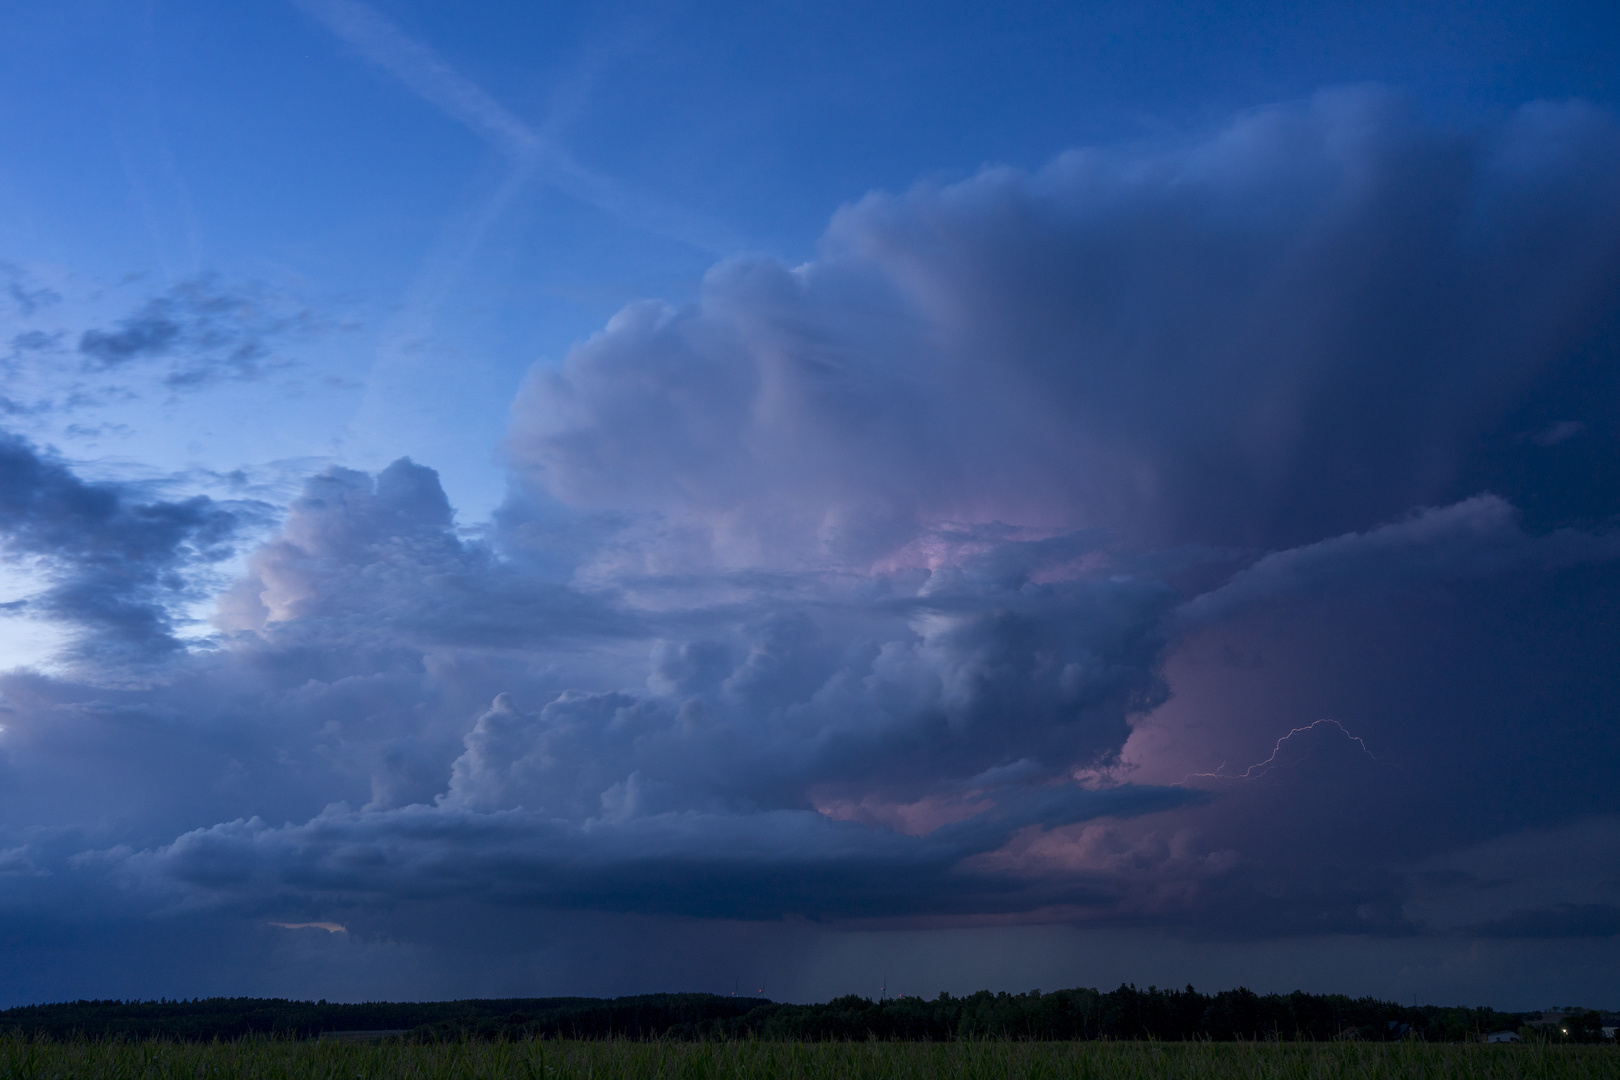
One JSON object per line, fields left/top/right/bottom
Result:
{"left": 105, "top": 778, "right": 1199, "bottom": 922}
{"left": 0, "top": 449, "right": 1187, "bottom": 931}
{"left": 1469, "top": 906, "right": 1620, "bottom": 939}
{"left": 1397, "top": 817, "right": 1620, "bottom": 939}
{"left": 6, "top": 89, "right": 1620, "bottom": 996}
{"left": 0, "top": 430, "right": 252, "bottom": 661}
{"left": 1135, "top": 549, "right": 1620, "bottom": 941}
{"left": 1174, "top": 494, "right": 1620, "bottom": 630}
{"left": 480, "top": 89, "right": 1620, "bottom": 942}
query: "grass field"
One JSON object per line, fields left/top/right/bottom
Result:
{"left": 1, "top": 1037, "right": 1617, "bottom": 1080}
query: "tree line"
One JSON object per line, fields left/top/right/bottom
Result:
{"left": 0, "top": 985, "right": 1573, "bottom": 1042}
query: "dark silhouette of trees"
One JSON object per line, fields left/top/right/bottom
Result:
{"left": 0, "top": 986, "right": 1538, "bottom": 1043}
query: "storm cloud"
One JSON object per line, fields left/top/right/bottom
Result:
{"left": 0, "top": 431, "right": 248, "bottom": 662}
{"left": 3, "top": 88, "right": 1620, "bottom": 1003}
{"left": 511, "top": 89, "right": 1620, "bottom": 563}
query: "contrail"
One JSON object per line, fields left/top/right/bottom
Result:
{"left": 291, "top": 0, "right": 739, "bottom": 474}
{"left": 291, "top": 0, "right": 540, "bottom": 161}
{"left": 290, "top": 0, "right": 730, "bottom": 252}
{"left": 290, "top": 0, "right": 739, "bottom": 482}
{"left": 1185, "top": 719, "right": 1376, "bottom": 782}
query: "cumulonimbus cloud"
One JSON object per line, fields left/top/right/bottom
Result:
{"left": 4, "top": 89, "right": 1620, "bottom": 981}
{"left": 511, "top": 89, "right": 1620, "bottom": 566}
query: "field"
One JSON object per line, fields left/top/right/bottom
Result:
{"left": 1, "top": 1037, "right": 1617, "bottom": 1080}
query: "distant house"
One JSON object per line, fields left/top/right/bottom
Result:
{"left": 1523, "top": 1010, "right": 1616, "bottom": 1041}
{"left": 1485, "top": 1031, "right": 1520, "bottom": 1043}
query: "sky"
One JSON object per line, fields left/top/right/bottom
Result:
{"left": 1, "top": 0, "right": 1619, "bottom": 1010}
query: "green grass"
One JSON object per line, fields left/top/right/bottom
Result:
{"left": 0, "top": 1036, "right": 1615, "bottom": 1080}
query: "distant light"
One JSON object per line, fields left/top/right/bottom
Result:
{"left": 269, "top": 921, "right": 347, "bottom": 933}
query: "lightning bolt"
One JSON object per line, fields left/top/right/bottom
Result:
{"left": 1185, "top": 719, "right": 1377, "bottom": 783}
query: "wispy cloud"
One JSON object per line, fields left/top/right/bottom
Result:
{"left": 76, "top": 277, "right": 317, "bottom": 388}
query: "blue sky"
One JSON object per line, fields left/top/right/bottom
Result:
{"left": 2, "top": 0, "right": 1620, "bottom": 1008}
{"left": 5, "top": 0, "right": 1614, "bottom": 516}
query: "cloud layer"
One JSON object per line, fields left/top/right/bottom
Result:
{"left": 4, "top": 87, "right": 1620, "bottom": 1001}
